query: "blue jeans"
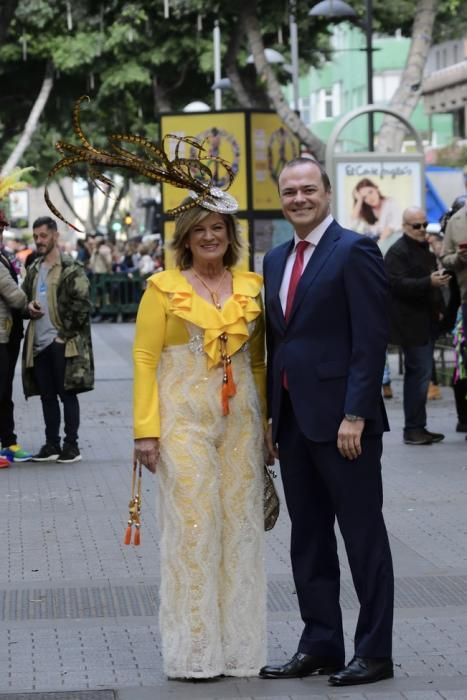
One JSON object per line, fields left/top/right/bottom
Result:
{"left": 382, "top": 352, "right": 391, "bottom": 385}
{"left": 402, "top": 342, "right": 434, "bottom": 431}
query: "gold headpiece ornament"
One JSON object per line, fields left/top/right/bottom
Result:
{"left": 45, "top": 96, "right": 239, "bottom": 231}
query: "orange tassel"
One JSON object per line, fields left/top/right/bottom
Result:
{"left": 124, "top": 525, "right": 132, "bottom": 545}
{"left": 123, "top": 460, "right": 143, "bottom": 545}
{"left": 222, "top": 379, "right": 230, "bottom": 415}
{"left": 226, "top": 362, "right": 236, "bottom": 397}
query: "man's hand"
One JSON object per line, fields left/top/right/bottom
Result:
{"left": 337, "top": 418, "right": 365, "bottom": 460}
{"left": 28, "top": 300, "right": 44, "bottom": 319}
{"left": 134, "top": 437, "right": 159, "bottom": 474}
{"left": 265, "top": 423, "right": 279, "bottom": 466}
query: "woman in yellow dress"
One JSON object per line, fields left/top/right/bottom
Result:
{"left": 133, "top": 199, "right": 267, "bottom": 680}
{"left": 41, "top": 111, "right": 268, "bottom": 679}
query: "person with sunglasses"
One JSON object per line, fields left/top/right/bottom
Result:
{"left": 385, "top": 207, "right": 450, "bottom": 445}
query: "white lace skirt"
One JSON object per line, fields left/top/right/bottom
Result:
{"left": 156, "top": 342, "right": 267, "bottom": 679}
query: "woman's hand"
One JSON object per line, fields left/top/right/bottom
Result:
{"left": 265, "top": 424, "right": 279, "bottom": 466}
{"left": 134, "top": 437, "right": 159, "bottom": 474}
{"left": 351, "top": 188, "right": 364, "bottom": 219}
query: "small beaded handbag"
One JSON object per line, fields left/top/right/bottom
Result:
{"left": 264, "top": 465, "right": 280, "bottom": 531}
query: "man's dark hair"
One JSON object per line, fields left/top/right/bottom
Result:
{"left": 279, "top": 157, "right": 332, "bottom": 193}
{"left": 32, "top": 216, "right": 58, "bottom": 231}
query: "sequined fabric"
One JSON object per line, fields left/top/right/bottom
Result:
{"left": 156, "top": 342, "right": 266, "bottom": 679}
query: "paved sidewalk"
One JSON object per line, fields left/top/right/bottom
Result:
{"left": 1, "top": 324, "right": 466, "bottom": 700}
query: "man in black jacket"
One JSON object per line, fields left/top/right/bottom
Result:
{"left": 385, "top": 207, "right": 450, "bottom": 445}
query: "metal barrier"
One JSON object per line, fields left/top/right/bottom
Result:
{"left": 89, "top": 273, "right": 145, "bottom": 320}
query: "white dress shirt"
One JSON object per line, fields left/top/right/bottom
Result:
{"left": 279, "top": 214, "right": 334, "bottom": 313}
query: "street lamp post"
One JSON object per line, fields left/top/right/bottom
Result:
{"left": 289, "top": 0, "right": 300, "bottom": 112}
{"left": 363, "top": 0, "right": 374, "bottom": 151}
{"left": 213, "top": 20, "right": 222, "bottom": 110}
{"left": 309, "top": 0, "right": 374, "bottom": 151}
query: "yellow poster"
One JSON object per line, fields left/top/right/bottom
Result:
{"left": 250, "top": 113, "right": 300, "bottom": 210}
{"left": 160, "top": 113, "right": 247, "bottom": 212}
{"left": 163, "top": 218, "right": 250, "bottom": 271}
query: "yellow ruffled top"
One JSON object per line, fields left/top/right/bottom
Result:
{"left": 133, "top": 268, "right": 266, "bottom": 439}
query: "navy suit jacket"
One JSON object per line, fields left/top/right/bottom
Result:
{"left": 264, "top": 220, "right": 390, "bottom": 443}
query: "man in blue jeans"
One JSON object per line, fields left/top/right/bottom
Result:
{"left": 385, "top": 207, "right": 450, "bottom": 445}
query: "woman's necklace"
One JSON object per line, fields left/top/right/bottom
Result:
{"left": 192, "top": 267, "right": 228, "bottom": 309}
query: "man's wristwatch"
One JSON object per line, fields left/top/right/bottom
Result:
{"left": 345, "top": 414, "right": 364, "bottom": 422}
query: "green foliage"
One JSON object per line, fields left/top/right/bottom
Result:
{"left": 51, "top": 32, "right": 103, "bottom": 71}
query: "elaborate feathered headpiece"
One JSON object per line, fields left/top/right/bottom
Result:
{"left": 45, "top": 96, "right": 239, "bottom": 231}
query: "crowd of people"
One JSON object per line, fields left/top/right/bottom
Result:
{"left": 1, "top": 151, "right": 467, "bottom": 690}
{"left": 76, "top": 235, "right": 164, "bottom": 277}
{"left": 2, "top": 230, "right": 164, "bottom": 278}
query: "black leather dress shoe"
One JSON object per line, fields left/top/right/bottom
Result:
{"left": 328, "top": 656, "right": 394, "bottom": 686}
{"left": 260, "top": 652, "right": 341, "bottom": 679}
{"left": 403, "top": 429, "right": 432, "bottom": 445}
{"left": 422, "top": 428, "right": 445, "bottom": 443}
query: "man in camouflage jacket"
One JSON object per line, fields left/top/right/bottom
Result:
{"left": 22, "top": 216, "right": 94, "bottom": 463}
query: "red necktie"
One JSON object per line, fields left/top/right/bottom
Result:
{"left": 285, "top": 240, "right": 310, "bottom": 321}
{"left": 283, "top": 240, "right": 310, "bottom": 389}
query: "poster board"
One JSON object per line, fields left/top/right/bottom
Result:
{"left": 332, "top": 155, "right": 425, "bottom": 237}
{"left": 250, "top": 113, "right": 300, "bottom": 210}
{"left": 160, "top": 113, "right": 248, "bottom": 212}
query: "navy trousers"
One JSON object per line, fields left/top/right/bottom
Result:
{"left": 277, "top": 391, "right": 394, "bottom": 662}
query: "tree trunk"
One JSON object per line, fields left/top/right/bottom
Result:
{"left": 57, "top": 181, "right": 87, "bottom": 230}
{"left": 376, "top": 0, "right": 437, "bottom": 153}
{"left": 224, "top": 15, "right": 255, "bottom": 108}
{"left": 87, "top": 178, "right": 97, "bottom": 231}
{"left": 108, "top": 179, "right": 129, "bottom": 223}
{"left": 242, "top": 2, "right": 326, "bottom": 162}
{"left": 152, "top": 75, "right": 172, "bottom": 115}
{"left": 1, "top": 62, "right": 54, "bottom": 176}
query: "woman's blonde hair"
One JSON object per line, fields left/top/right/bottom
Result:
{"left": 170, "top": 200, "right": 243, "bottom": 269}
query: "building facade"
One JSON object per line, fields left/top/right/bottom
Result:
{"left": 289, "top": 24, "right": 454, "bottom": 151}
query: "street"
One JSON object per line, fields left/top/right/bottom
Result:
{"left": 1, "top": 322, "right": 466, "bottom": 700}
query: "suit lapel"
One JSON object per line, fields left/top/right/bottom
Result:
{"left": 267, "top": 240, "right": 293, "bottom": 332}
{"left": 286, "top": 222, "right": 341, "bottom": 326}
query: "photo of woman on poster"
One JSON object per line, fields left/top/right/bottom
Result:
{"left": 350, "top": 177, "right": 401, "bottom": 241}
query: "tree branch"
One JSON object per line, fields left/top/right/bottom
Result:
{"left": 224, "top": 14, "right": 255, "bottom": 108}
{"left": 109, "top": 179, "right": 129, "bottom": 223}
{"left": 376, "top": 0, "right": 437, "bottom": 153}
{"left": 1, "top": 61, "right": 54, "bottom": 176}
{"left": 57, "top": 181, "right": 87, "bottom": 229}
{"left": 242, "top": 1, "right": 326, "bottom": 161}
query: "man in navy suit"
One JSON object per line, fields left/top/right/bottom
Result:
{"left": 260, "top": 158, "right": 394, "bottom": 687}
